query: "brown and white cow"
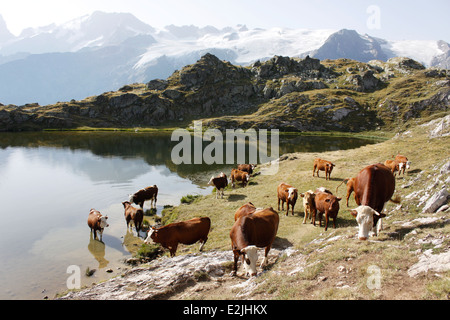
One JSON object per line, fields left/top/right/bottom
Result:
{"left": 313, "top": 158, "right": 335, "bottom": 180}
{"left": 313, "top": 191, "right": 341, "bottom": 231}
{"left": 237, "top": 164, "right": 256, "bottom": 175}
{"left": 129, "top": 185, "right": 158, "bottom": 209}
{"left": 350, "top": 163, "right": 400, "bottom": 240}
{"left": 336, "top": 177, "right": 356, "bottom": 207}
{"left": 207, "top": 172, "right": 228, "bottom": 199}
{"left": 384, "top": 159, "right": 399, "bottom": 176}
{"left": 234, "top": 202, "right": 257, "bottom": 221}
{"left": 122, "top": 201, "right": 144, "bottom": 233}
{"left": 230, "top": 207, "right": 279, "bottom": 277}
{"left": 300, "top": 190, "right": 316, "bottom": 224}
{"left": 144, "top": 217, "right": 211, "bottom": 257}
{"left": 394, "top": 154, "right": 411, "bottom": 176}
{"left": 87, "top": 209, "right": 109, "bottom": 241}
{"left": 277, "top": 182, "right": 298, "bottom": 216}
{"left": 230, "top": 169, "right": 250, "bottom": 188}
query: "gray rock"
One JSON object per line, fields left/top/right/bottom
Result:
{"left": 422, "top": 188, "right": 450, "bottom": 213}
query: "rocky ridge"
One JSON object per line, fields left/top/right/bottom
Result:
{"left": 0, "top": 54, "right": 448, "bottom": 132}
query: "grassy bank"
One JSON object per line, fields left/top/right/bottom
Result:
{"left": 155, "top": 114, "right": 450, "bottom": 299}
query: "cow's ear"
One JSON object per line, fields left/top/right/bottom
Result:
{"left": 350, "top": 210, "right": 357, "bottom": 217}
{"left": 380, "top": 213, "right": 387, "bottom": 218}
{"left": 337, "top": 197, "right": 342, "bottom": 201}
{"left": 300, "top": 193, "right": 305, "bottom": 198}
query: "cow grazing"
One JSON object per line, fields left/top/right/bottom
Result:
{"left": 350, "top": 205, "right": 386, "bottom": 241}
{"left": 129, "top": 185, "right": 158, "bottom": 209}
{"left": 313, "top": 191, "right": 341, "bottom": 231}
{"left": 122, "top": 201, "right": 144, "bottom": 233}
{"left": 229, "top": 207, "right": 279, "bottom": 277}
{"left": 313, "top": 158, "right": 336, "bottom": 180}
{"left": 230, "top": 169, "right": 250, "bottom": 188}
{"left": 336, "top": 177, "right": 356, "bottom": 207}
{"left": 394, "top": 154, "right": 411, "bottom": 176}
{"left": 237, "top": 164, "right": 256, "bottom": 175}
{"left": 350, "top": 163, "right": 400, "bottom": 240}
{"left": 87, "top": 209, "right": 109, "bottom": 241}
{"left": 300, "top": 190, "right": 316, "bottom": 224}
{"left": 277, "top": 182, "right": 298, "bottom": 216}
{"left": 234, "top": 202, "right": 257, "bottom": 221}
{"left": 384, "top": 159, "right": 399, "bottom": 176}
{"left": 207, "top": 172, "right": 228, "bottom": 199}
{"left": 144, "top": 217, "right": 211, "bottom": 257}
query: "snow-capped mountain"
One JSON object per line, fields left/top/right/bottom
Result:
{"left": 0, "top": 11, "right": 448, "bottom": 106}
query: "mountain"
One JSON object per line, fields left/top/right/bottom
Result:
{"left": 0, "top": 12, "right": 448, "bottom": 106}
{"left": 304, "top": 29, "right": 387, "bottom": 62}
{"left": 1, "top": 53, "right": 448, "bottom": 133}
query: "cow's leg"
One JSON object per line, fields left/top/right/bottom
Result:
{"left": 261, "top": 246, "right": 271, "bottom": 267}
{"left": 169, "top": 243, "right": 178, "bottom": 257}
{"left": 232, "top": 250, "right": 240, "bottom": 275}
{"left": 291, "top": 203, "right": 295, "bottom": 216}
{"left": 285, "top": 203, "right": 289, "bottom": 216}
{"left": 199, "top": 237, "right": 208, "bottom": 251}
{"left": 277, "top": 197, "right": 280, "bottom": 210}
{"left": 324, "top": 212, "right": 329, "bottom": 231}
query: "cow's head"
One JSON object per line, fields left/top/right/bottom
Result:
{"left": 207, "top": 176, "right": 215, "bottom": 186}
{"left": 144, "top": 227, "right": 157, "bottom": 244}
{"left": 128, "top": 194, "right": 134, "bottom": 202}
{"left": 241, "top": 245, "right": 258, "bottom": 277}
{"left": 327, "top": 163, "right": 335, "bottom": 171}
{"left": 350, "top": 205, "right": 386, "bottom": 240}
{"left": 325, "top": 195, "right": 341, "bottom": 211}
{"left": 122, "top": 201, "right": 131, "bottom": 208}
{"left": 287, "top": 187, "right": 297, "bottom": 201}
{"left": 98, "top": 215, "right": 109, "bottom": 229}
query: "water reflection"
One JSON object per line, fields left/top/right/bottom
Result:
{"left": 87, "top": 234, "right": 109, "bottom": 269}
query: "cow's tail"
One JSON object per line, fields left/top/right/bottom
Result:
{"left": 335, "top": 178, "right": 349, "bottom": 193}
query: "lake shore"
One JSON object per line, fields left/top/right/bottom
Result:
{"left": 58, "top": 114, "right": 450, "bottom": 300}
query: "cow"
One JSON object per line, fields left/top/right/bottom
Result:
{"left": 122, "top": 201, "right": 144, "bottom": 233}
{"left": 129, "top": 185, "right": 158, "bottom": 209}
{"left": 394, "top": 154, "right": 411, "bottom": 176}
{"left": 87, "top": 209, "right": 109, "bottom": 241}
{"left": 234, "top": 202, "right": 257, "bottom": 221}
{"left": 237, "top": 164, "right": 256, "bottom": 175}
{"left": 144, "top": 217, "right": 211, "bottom": 257}
{"left": 384, "top": 159, "right": 399, "bottom": 176}
{"left": 229, "top": 207, "right": 279, "bottom": 277}
{"left": 313, "top": 191, "right": 341, "bottom": 231}
{"left": 349, "top": 163, "right": 400, "bottom": 240}
{"left": 277, "top": 182, "right": 298, "bottom": 216}
{"left": 300, "top": 190, "right": 316, "bottom": 224}
{"left": 313, "top": 158, "right": 336, "bottom": 180}
{"left": 336, "top": 177, "right": 356, "bottom": 207}
{"left": 207, "top": 172, "right": 228, "bottom": 199}
{"left": 230, "top": 169, "right": 250, "bottom": 188}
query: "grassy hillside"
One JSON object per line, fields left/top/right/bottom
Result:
{"left": 154, "top": 114, "right": 449, "bottom": 300}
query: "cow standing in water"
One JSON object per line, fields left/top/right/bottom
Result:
{"left": 129, "top": 185, "right": 158, "bottom": 209}
{"left": 87, "top": 209, "right": 109, "bottom": 241}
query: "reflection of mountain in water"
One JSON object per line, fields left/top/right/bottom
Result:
{"left": 0, "top": 132, "right": 379, "bottom": 182}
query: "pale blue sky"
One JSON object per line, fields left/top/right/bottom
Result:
{"left": 0, "top": 0, "right": 448, "bottom": 41}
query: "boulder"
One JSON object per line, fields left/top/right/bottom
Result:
{"left": 422, "top": 188, "right": 450, "bottom": 213}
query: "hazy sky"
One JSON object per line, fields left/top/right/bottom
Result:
{"left": 0, "top": 0, "right": 449, "bottom": 41}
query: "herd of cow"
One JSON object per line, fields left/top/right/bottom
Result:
{"left": 86, "top": 155, "right": 410, "bottom": 277}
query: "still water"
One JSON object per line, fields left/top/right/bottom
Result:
{"left": 0, "top": 131, "right": 379, "bottom": 299}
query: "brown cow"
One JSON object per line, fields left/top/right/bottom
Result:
{"left": 230, "top": 169, "right": 250, "bottom": 188}
{"left": 336, "top": 177, "right": 356, "bottom": 207}
{"left": 237, "top": 164, "right": 256, "bottom": 175}
{"left": 313, "top": 158, "right": 335, "bottom": 180}
{"left": 229, "top": 207, "right": 279, "bottom": 277}
{"left": 313, "top": 191, "right": 341, "bottom": 231}
{"left": 234, "top": 202, "right": 257, "bottom": 221}
{"left": 129, "top": 185, "right": 158, "bottom": 209}
{"left": 350, "top": 163, "right": 399, "bottom": 240}
{"left": 144, "top": 217, "right": 211, "bottom": 257}
{"left": 300, "top": 190, "right": 316, "bottom": 224}
{"left": 384, "top": 159, "right": 399, "bottom": 176}
{"left": 277, "top": 182, "right": 298, "bottom": 216}
{"left": 394, "top": 154, "right": 411, "bottom": 176}
{"left": 207, "top": 172, "right": 228, "bottom": 199}
{"left": 87, "top": 209, "right": 109, "bottom": 241}
{"left": 122, "top": 201, "right": 144, "bottom": 233}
